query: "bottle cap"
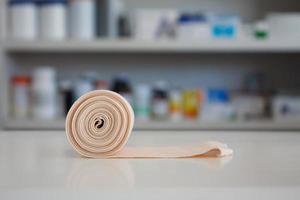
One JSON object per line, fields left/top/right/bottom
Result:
{"left": 12, "top": 76, "right": 31, "bottom": 85}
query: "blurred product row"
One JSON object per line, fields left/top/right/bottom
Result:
{"left": 10, "top": 67, "right": 300, "bottom": 122}
{"left": 8, "top": 0, "right": 300, "bottom": 41}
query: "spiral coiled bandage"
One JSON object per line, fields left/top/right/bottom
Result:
{"left": 66, "top": 90, "right": 233, "bottom": 158}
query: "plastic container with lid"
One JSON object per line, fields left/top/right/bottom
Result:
{"left": 37, "top": 0, "right": 67, "bottom": 40}
{"left": 152, "top": 81, "right": 169, "bottom": 120}
{"left": 182, "top": 89, "right": 200, "bottom": 120}
{"left": 32, "top": 67, "right": 57, "bottom": 119}
{"left": 253, "top": 21, "right": 269, "bottom": 40}
{"left": 168, "top": 89, "right": 182, "bottom": 121}
{"left": 232, "top": 94, "right": 266, "bottom": 121}
{"left": 177, "top": 13, "right": 210, "bottom": 40}
{"left": 200, "top": 89, "right": 234, "bottom": 121}
{"left": 69, "top": 0, "right": 96, "bottom": 40}
{"left": 9, "top": 0, "right": 38, "bottom": 40}
{"left": 11, "top": 75, "right": 31, "bottom": 119}
{"left": 209, "top": 14, "right": 240, "bottom": 39}
{"left": 111, "top": 74, "right": 133, "bottom": 105}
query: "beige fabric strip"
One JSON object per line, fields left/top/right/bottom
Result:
{"left": 66, "top": 90, "right": 233, "bottom": 158}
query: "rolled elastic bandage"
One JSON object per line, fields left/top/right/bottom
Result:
{"left": 66, "top": 90, "right": 233, "bottom": 158}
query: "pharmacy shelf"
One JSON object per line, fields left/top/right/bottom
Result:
{"left": 4, "top": 119, "right": 300, "bottom": 131}
{"left": 4, "top": 39, "right": 300, "bottom": 53}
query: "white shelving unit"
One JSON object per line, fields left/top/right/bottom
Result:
{"left": 4, "top": 39, "right": 300, "bottom": 53}
{"left": 1, "top": 0, "right": 300, "bottom": 131}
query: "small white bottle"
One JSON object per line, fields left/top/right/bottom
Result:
{"left": 152, "top": 81, "right": 169, "bottom": 120}
{"left": 38, "top": 0, "right": 67, "bottom": 40}
{"left": 108, "top": 0, "right": 124, "bottom": 38}
{"left": 11, "top": 76, "right": 31, "bottom": 119}
{"left": 32, "top": 67, "right": 57, "bottom": 119}
{"left": 69, "top": 0, "right": 96, "bottom": 40}
{"left": 9, "top": 0, "right": 37, "bottom": 40}
{"left": 134, "top": 84, "right": 151, "bottom": 121}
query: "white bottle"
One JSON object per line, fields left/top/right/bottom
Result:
{"left": 70, "top": 0, "right": 96, "bottom": 40}
{"left": 9, "top": 0, "right": 37, "bottom": 40}
{"left": 152, "top": 81, "right": 169, "bottom": 120}
{"left": 74, "top": 72, "right": 97, "bottom": 100}
{"left": 134, "top": 84, "right": 151, "bottom": 121}
{"left": 38, "top": 0, "right": 67, "bottom": 40}
{"left": 11, "top": 76, "right": 31, "bottom": 119}
{"left": 32, "top": 67, "right": 57, "bottom": 119}
{"left": 108, "top": 0, "right": 124, "bottom": 38}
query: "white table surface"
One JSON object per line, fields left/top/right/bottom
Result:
{"left": 0, "top": 130, "right": 300, "bottom": 199}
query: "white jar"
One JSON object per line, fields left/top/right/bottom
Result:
{"left": 70, "top": 0, "right": 96, "bottom": 40}
{"left": 38, "top": 0, "right": 67, "bottom": 40}
{"left": 9, "top": 0, "right": 37, "bottom": 40}
{"left": 32, "top": 67, "right": 57, "bottom": 119}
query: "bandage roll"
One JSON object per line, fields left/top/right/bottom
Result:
{"left": 66, "top": 90, "right": 134, "bottom": 158}
{"left": 66, "top": 90, "right": 233, "bottom": 158}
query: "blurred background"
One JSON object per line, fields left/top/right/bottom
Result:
{"left": 1, "top": 0, "right": 300, "bottom": 130}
